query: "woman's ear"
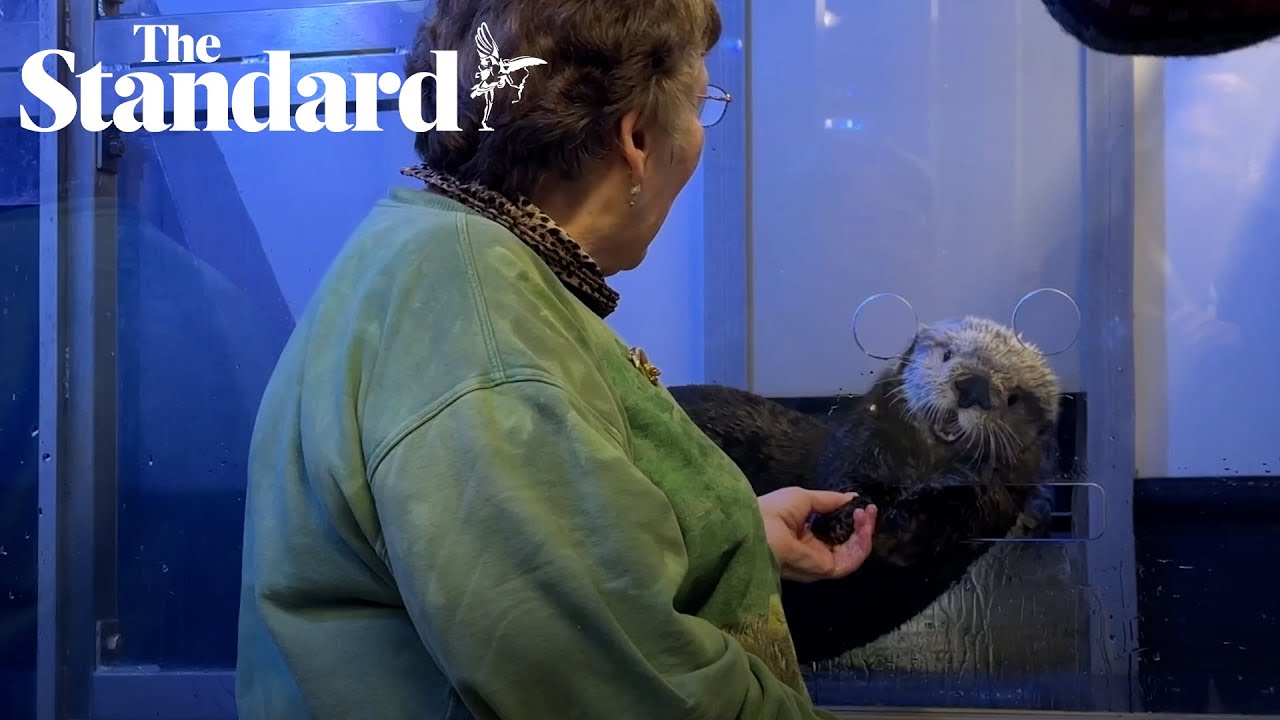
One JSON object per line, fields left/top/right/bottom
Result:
{"left": 616, "top": 109, "right": 649, "bottom": 185}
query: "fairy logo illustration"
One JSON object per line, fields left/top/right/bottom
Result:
{"left": 469, "top": 22, "right": 547, "bottom": 131}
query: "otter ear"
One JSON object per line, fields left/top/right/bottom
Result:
{"left": 894, "top": 336, "right": 921, "bottom": 371}
{"left": 901, "top": 336, "right": 920, "bottom": 358}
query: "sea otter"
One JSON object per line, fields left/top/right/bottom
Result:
{"left": 668, "top": 315, "right": 1062, "bottom": 663}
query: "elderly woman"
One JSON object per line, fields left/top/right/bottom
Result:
{"left": 235, "top": 1, "right": 876, "bottom": 717}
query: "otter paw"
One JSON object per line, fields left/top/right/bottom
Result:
{"left": 809, "top": 496, "right": 871, "bottom": 546}
{"left": 809, "top": 508, "right": 855, "bottom": 545}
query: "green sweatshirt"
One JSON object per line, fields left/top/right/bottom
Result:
{"left": 236, "top": 187, "right": 834, "bottom": 719}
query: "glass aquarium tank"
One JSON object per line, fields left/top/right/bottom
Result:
{"left": 1, "top": 0, "right": 1277, "bottom": 718}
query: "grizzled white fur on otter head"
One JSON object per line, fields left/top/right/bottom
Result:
{"left": 897, "top": 315, "right": 1061, "bottom": 463}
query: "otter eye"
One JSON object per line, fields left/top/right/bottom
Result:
{"left": 942, "top": 350, "right": 953, "bottom": 362}
{"left": 1007, "top": 393, "right": 1020, "bottom": 407}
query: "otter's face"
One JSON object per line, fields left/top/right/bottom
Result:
{"left": 897, "top": 316, "right": 1061, "bottom": 465}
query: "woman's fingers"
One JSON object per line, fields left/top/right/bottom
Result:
{"left": 830, "top": 505, "right": 877, "bottom": 576}
{"left": 805, "top": 490, "right": 858, "bottom": 514}
{"left": 784, "top": 505, "right": 878, "bottom": 582}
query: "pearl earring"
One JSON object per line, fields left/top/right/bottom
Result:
{"left": 628, "top": 184, "right": 641, "bottom": 207}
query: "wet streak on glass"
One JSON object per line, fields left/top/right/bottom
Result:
{"left": 28, "top": 2, "right": 122, "bottom": 720}
{"left": 1080, "top": 36, "right": 1141, "bottom": 713}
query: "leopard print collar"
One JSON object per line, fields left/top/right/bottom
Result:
{"left": 401, "top": 165, "right": 620, "bottom": 319}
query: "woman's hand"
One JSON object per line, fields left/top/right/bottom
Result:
{"left": 758, "top": 488, "right": 877, "bottom": 583}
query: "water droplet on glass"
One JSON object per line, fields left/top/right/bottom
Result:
{"left": 0, "top": 546, "right": 6, "bottom": 555}
{"left": 148, "top": 455, "right": 154, "bottom": 466}
{"left": 161, "top": 563, "right": 169, "bottom": 573}
{"left": 41, "top": 453, "right": 50, "bottom": 462}
{"left": 30, "top": 426, "right": 38, "bottom": 437}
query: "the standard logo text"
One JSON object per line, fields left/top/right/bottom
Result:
{"left": 19, "top": 24, "right": 466, "bottom": 133}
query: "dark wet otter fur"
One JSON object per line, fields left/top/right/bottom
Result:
{"left": 668, "top": 316, "right": 1061, "bottom": 663}
{"left": 1040, "top": 0, "right": 1280, "bottom": 58}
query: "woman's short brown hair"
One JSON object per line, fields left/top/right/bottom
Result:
{"left": 407, "top": 0, "right": 722, "bottom": 200}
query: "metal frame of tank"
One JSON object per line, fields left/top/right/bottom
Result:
{"left": 0, "top": 0, "right": 1152, "bottom": 718}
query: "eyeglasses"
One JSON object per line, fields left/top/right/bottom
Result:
{"left": 696, "top": 83, "right": 732, "bottom": 128}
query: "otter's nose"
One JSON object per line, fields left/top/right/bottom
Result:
{"left": 954, "top": 375, "right": 992, "bottom": 410}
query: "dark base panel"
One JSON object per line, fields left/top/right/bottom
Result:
{"left": 769, "top": 392, "right": 1085, "bottom": 537}
{"left": 805, "top": 671, "right": 1122, "bottom": 713}
{"left": 1134, "top": 476, "right": 1280, "bottom": 715}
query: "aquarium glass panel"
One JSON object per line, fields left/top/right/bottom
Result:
{"left": 744, "top": 0, "right": 1280, "bottom": 715}
{"left": 750, "top": 0, "right": 1098, "bottom": 710}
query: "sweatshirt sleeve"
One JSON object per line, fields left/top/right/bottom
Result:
{"left": 368, "top": 375, "right": 832, "bottom": 720}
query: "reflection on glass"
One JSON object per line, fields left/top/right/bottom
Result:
{"left": 113, "top": 113, "right": 417, "bottom": 667}
{"left": 806, "top": 544, "right": 1095, "bottom": 707}
{"left": 0, "top": 0, "right": 37, "bottom": 23}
